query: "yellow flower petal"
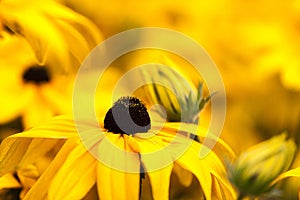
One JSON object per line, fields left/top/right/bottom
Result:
{"left": 97, "top": 134, "right": 140, "bottom": 200}
{"left": 23, "top": 138, "right": 78, "bottom": 200}
{"left": 0, "top": 115, "right": 76, "bottom": 176}
{"left": 137, "top": 127, "right": 235, "bottom": 199}
{"left": 141, "top": 159, "right": 173, "bottom": 200}
{"left": 0, "top": 0, "right": 102, "bottom": 72}
{"left": 189, "top": 142, "right": 236, "bottom": 198}
{"left": 0, "top": 1, "right": 66, "bottom": 66}
{"left": 272, "top": 167, "right": 300, "bottom": 185}
{"left": 0, "top": 72, "right": 35, "bottom": 123}
{"left": 211, "top": 175, "right": 230, "bottom": 200}
{"left": 0, "top": 173, "right": 21, "bottom": 189}
{"left": 136, "top": 136, "right": 174, "bottom": 200}
{"left": 0, "top": 137, "right": 63, "bottom": 177}
{"left": 161, "top": 123, "right": 236, "bottom": 159}
{"left": 97, "top": 162, "right": 140, "bottom": 200}
{"left": 173, "top": 143, "right": 213, "bottom": 200}
{"left": 211, "top": 173, "right": 237, "bottom": 199}
{"left": 22, "top": 91, "right": 55, "bottom": 128}
{"left": 40, "top": 76, "right": 74, "bottom": 114}
{"left": 169, "top": 137, "right": 234, "bottom": 200}
{"left": 48, "top": 142, "right": 97, "bottom": 200}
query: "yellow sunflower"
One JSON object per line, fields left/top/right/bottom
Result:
{"left": 0, "top": 96, "right": 236, "bottom": 200}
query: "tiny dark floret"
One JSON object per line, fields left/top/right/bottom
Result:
{"left": 104, "top": 96, "right": 151, "bottom": 135}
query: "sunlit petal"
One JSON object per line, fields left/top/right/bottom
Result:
{"left": 272, "top": 167, "right": 300, "bottom": 185}
{"left": 48, "top": 142, "right": 97, "bottom": 200}
{"left": 23, "top": 138, "right": 78, "bottom": 200}
{"left": 136, "top": 136, "right": 173, "bottom": 200}
{"left": 97, "top": 134, "right": 140, "bottom": 200}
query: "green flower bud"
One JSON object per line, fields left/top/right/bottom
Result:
{"left": 140, "top": 59, "right": 210, "bottom": 124}
{"left": 229, "top": 133, "right": 297, "bottom": 198}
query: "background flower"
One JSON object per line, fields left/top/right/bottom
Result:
{"left": 0, "top": 0, "right": 106, "bottom": 130}
{"left": 0, "top": 0, "right": 103, "bottom": 72}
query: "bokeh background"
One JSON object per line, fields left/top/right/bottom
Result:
{"left": 1, "top": 0, "right": 300, "bottom": 199}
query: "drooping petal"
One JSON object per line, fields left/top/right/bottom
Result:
{"left": 50, "top": 18, "right": 99, "bottom": 67}
{"left": 160, "top": 123, "right": 236, "bottom": 160}
{"left": 271, "top": 167, "right": 300, "bottom": 185}
{"left": 170, "top": 142, "right": 213, "bottom": 200}
{"left": 162, "top": 132, "right": 234, "bottom": 200}
{"left": 0, "top": 1, "right": 67, "bottom": 66}
{"left": 40, "top": 0, "right": 102, "bottom": 52}
{"left": 143, "top": 164, "right": 173, "bottom": 200}
{"left": 187, "top": 140, "right": 236, "bottom": 199}
{"left": 211, "top": 175, "right": 226, "bottom": 199}
{"left": 0, "top": 115, "right": 76, "bottom": 176}
{"left": 135, "top": 136, "right": 173, "bottom": 200}
{"left": 211, "top": 174, "right": 237, "bottom": 200}
{"left": 140, "top": 128, "right": 234, "bottom": 199}
{"left": 97, "top": 134, "right": 140, "bottom": 200}
{"left": 0, "top": 0, "right": 102, "bottom": 72}
{"left": 23, "top": 138, "right": 78, "bottom": 200}
{"left": 47, "top": 141, "right": 97, "bottom": 200}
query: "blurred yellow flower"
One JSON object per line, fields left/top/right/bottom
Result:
{"left": 0, "top": 35, "right": 75, "bottom": 128}
{"left": 0, "top": 0, "right": 103, "bottom": 72}
{"left": 0, "top": 97, "right": 236, "bottom": 199}
{"left": 229, "top": 133, "right": 297, "bottom": 199}
{"left": 0, "top": 0, "right": 106, "bottom": 129}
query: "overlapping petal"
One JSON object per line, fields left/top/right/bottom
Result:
{"left": 48, "top": 141, "right": 97, "bottom": 200}
{"left": 0, "top": 115, "right": 76, "bottom": 176}
{"left": 97, "top": 134, "right": 140, "bottom": 200}
{"left": 0, "top": 0, "right": 103, "bottom": 72}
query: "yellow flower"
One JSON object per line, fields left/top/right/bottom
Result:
{"left": 229, "top": 133, "right": 297, "bottom": 199}
{"left": 0, "top": 0, "right": 104, "bottom": 128}
{"left": 0, "top": 0, "right": 103, "bottom": 72}
{"left": 0, "top": 97, "right": 236, "bottom": 200}
{"left": 0, "top": 34, "right": 75, "bottom": 128}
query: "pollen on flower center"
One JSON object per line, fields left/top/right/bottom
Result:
{"left": 22, "top": 65, "right": 51, "bottom": 84}
{"left": 104, "top": 96, "right": 151, "bottom": 135}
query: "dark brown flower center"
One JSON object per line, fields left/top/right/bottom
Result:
{"left": 104, "top": 96, "right": 151, "bottom": 135}
{"left": 22, "top": 66, "right": 51, "bottom": 84}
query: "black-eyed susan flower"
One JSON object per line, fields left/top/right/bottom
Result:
{"left": 0, "top": 96, "right": 236, "bottom": 199}
{"left": 0, "top": 0, "right": 103, "bottom": 72}
{"left": 0, "top": 34, "right": 75, "bottom": 128}
{"left": 229, "top": 133, "right": 297, "bottom": 199}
